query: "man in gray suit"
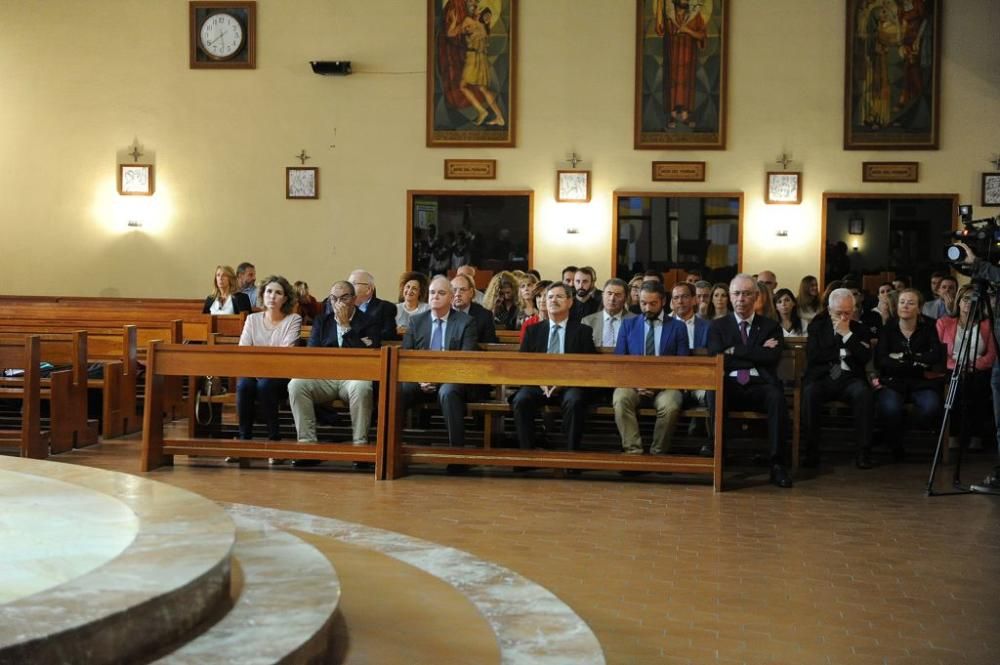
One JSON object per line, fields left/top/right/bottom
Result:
{"left": 402, "top": 275, "right": 478, "bottom": 446}
{"left": 581, "top": 278, "right": 635, "bottom": 348}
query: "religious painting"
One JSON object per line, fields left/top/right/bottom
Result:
{"left": 765, "top": 172, "right": 801, "bottom": 205}
{"left": 983, "top": 173, "right": 1000, "bottom": 207}
{"left": 427, "top": 0, "right": 516, "bottom": 148}
{"left": 844, "top": 0, "right": 941, "bottom": 150}
{"left": 634, "top": 0, "right": 728, "bottom": 150}
{"left": 556, "top": 171, "right": 591, "bottom": 203}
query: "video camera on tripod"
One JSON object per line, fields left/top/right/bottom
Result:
{"left": 945, "top": 204, "right": 1000, "bottom": 267}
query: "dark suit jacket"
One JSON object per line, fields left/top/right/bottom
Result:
{"left": 804, "top": 315, "right": 871, "bottom": 383}
{"left": 616, "top": 315, "right": 690, "bottom": 356}
{"left": 457, "top": 302, "right": 498, "bottom": 344}
{"left": 520, "top": 319, "right": 597, "bottom": 355}
{"left": 202, "top": 292, "right": 252, "bottom": 314}
{"left": 360, "top": 295, "right": 399, "bottom": 341}
{"left": 707, "top": 313, "right": 784, "bottom": 386}
{"left": 403, "top": 309, "right": 478, "bottom": 351}
{"left": 308, "top": 308, "right": 381, "bottom": 349}
{"left": 673, "top": 314, "right": 711, "bottom": 350}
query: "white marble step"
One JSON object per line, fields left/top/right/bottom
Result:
{"left": 0, "top": 457, "right": 236, "bottom": 665}
{"left": 156, "top": 514, "right": 341, "bottom": 665}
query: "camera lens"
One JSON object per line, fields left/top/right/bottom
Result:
{"left": 946, "top": 244, "right": 967, "bottom": 262}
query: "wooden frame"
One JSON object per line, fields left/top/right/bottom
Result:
{"left": 862, "top": 162, "right": 920, "bottom": 183}
{"left": 406, "top": 189, "right": 533, "bottom": 273}
{"left": 652, "top": 161, "right": 706, "bottom": 182}
{"left": 982, "top": 173, "right": 1000, "bottom": 207}
{"left": 611, "top": 191, "right": 744, "bottom": 280}
{"left": 118, "top": 164, "right": 154, "bottom": 196}
{"left": 286, "top": 167, "right": 318, "bottom": 199}
{"left": 634, "top": 0, "right": 728, "bottom": 150}
{"left": 556, "top": 170, "right": 591, "bottom": 203}
{"left": 426, "top": 0, "right": 516, "bottom": 147}
{"left": 819, "top": 192, "right": 959, "bottom": 289}
{"left": 189, "top": 1, "right": 256, "bottom": 69}
{"left": 843, "top": 0, "right": 940, "bottom": 150}
{"left": 765, "top": 171, "right": 801, "bottom": 205}
{"left": 444, "top": 159, "right": 497, "bottom": 180}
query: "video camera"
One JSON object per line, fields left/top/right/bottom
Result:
{"left": 946, "top": 204, "right": 1000, "bottom": 265}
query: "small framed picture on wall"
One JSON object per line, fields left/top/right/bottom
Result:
{"left": 286, "top": 167, "right": 318, "bottom": 199}
{"left": 765, "top": 171, "right": 801, "bottom": 204}
{"left": 556, "top": 170, "right": 591, "bottom": 203}
{"left": 983, "top": 173, "right": 1000, "bottom": 207}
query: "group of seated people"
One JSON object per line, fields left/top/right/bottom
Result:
{"left": 200, "top": 258, "right": 999, "bottom": 488}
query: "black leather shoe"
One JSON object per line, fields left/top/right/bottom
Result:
{"left": 292, "top": 459, "right": 322, "bottom": 468}
{"left": 770, "top": 464, "right": 793, "bottom": 488}
{"left": 855, "top": 450, "right": 873, "bottom": 469}
{"left": 698, "top": 444, "right": 714, "bottom": 457}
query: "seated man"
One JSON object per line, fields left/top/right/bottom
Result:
{"left": 581, "top": 277, "right": 634, "bottom": 348}
{"left": 706, "top": 274, "right": 793, "bottom": 488}
{"left": 613, "top": 281, "right": 689, "bottom": 455}
{"left": 802, "top": 288, "right": 874, "bottom": 469}
{"left": 451, "top": 273, "right": 498, "bottom": 343}
{"left": 670, "top": 282, "right": 712, "bottom": 413}
{"left": 401, "top": 275, "right": 478, "bottom": 447}
{"left": 512, "top": 282, "right": 597, "bottom": 450}
{"left": 288, "top": 280, "right": 382, "bottom": 463}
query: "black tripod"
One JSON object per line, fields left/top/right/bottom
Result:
{"left": 926, "top": 278, "right": 1000, "bottom": 496}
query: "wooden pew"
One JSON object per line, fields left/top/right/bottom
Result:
{"left": 0, "top": 331, "right": 94, "bottom": 452}
{"left": 141, "top": 343, "right": 393, "bottom": 477}
{"left": 385, "top": 350, "right": 728, "bottom": 490}
{"left": 0, "top": 335, "right": 50, "bottom": 458}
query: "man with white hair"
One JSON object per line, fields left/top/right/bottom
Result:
{"left": 706, "top": 273, "right": 792, "bottom": 488}
{"left": 348, "top": 269, "right": 399, "bottom": 341}
{"left": 802, "top": 287, "right": 875, "bottom": 469}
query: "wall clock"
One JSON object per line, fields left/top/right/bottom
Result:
{"left": 190, "top": 2, "right": 256, "bottom": 69}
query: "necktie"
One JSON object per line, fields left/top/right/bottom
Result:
{"left": 604, "top": 318, "right": 616, "bottom": 347}
{"left": 737, "top": 320, "right": 750, "bottom": 385}
{"left": 547, "top": 324, "right": 561, "bottom": 354}
{"left": 430, "top": 318, "right": 444, "bottom": 351}
{"left": 645, "top": 320, "right": 656, "bottom": 356}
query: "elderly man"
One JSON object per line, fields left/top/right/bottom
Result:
{"left": 451, "top": 273, "right": 497, "bottom": 343}
{"left": 802, "top": 288, "right": 875, "bottom": 469}
{"left": 456, "top": 264, "right": 485, "bottom": 304}
{"left": 348, "top": 269, "right": 399, "bottom": 341}
{"left": 581, "top": 278, "right": 635, "bottom": 348}
{"left": 287, "top": 281, "right": 382, "bottom": 465}
{"left": 401, "top": 275, "right": 478, "bottom": 447}
{"left": 512, "top": 282, "right": 597, "bottom": 451}
{"left": 757, "top": 270, "right": 778, "bottom": 293}
{"left": 707, "top": 274, "right": 792, "bottom": 488}
{"left": 613, "top": 281, "right": 689, "bottom": 455}
{"left": 236, "top": 262, "right": 257, "bottom": 308}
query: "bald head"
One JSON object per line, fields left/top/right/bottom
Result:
{"left": 757, "top": 270, "right": 777, "bottom": 292}
{"left": 428, "top": 275, "right": 454, "bottom": 316}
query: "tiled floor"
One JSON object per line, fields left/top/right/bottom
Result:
{"left": 55, "top": 437, "right": 1000, "bottom": 665}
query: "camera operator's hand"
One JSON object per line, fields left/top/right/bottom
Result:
{"left": 954, "top": 241, "right": 976, "bottom": 265}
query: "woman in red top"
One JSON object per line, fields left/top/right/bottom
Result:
{"left": 519, "top": 280, "right": 552, "bottom": 343}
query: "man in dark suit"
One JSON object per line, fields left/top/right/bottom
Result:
{"left": 288, "top": 280, "right": 382, "bottom": 454}
{"left": 613, "top": 281, "right": 690, "bottom": 454}
{"left": 569, "top": 266, "right": 602, "bottom": 321}
{"left": 402, "top": 275, "right": 478, "bottom": 447}
{"left": 512, "top": 282, "right": 597, "bottom": 450}
{"left": 670, "top": 282, "right": 711, "bottom": 350}
{"left": 450, "top": 274, "right": 498, "bottom": 343}
{"left": 348, "top": 269, "right": 399, "bottom": 341}
{"left": 707, "top": 274, "right": 793, "bottom": 488}
{"left": 802, "top": 288, "right": 875, "bottom": 469}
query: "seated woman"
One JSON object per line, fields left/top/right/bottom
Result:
{"left": 796, "top": 275, "right": 820, "bottom": 326}
{"left": 519, "top": 280, "right": 552, "bottom": 343}
{"left": 754, "top": 282, "right": 778, "bottom": 320}
{"left": 395, "top": 271, "right": 429, "bottom": 333}
{"left": 706, "top": 282, "right": 731, "bottom": 319}
{"left": 874, "top": 288, "right": 943, "bottom": 460}
{"left": 483, "top": 271, "right": 518, "bottom": 330}
{"left": 237, "top": 275, "right": 302, "bottom": 449}
{"left": 936, "top": 284, "right": 997, "bottom": 450}
{"left": 294, "top": 281, "right": 322, "bottom": 325}
{"left": 202, "top": 265, "right": 252, "bottom": 315}
{"left": 513, "top": 273, "right": 539, "bottom": 330}
{"left": 627, "top": 275, "right": 644, "bottom": 315}
{"left": 774, "top": 288, "right": 805, "bottom": 336}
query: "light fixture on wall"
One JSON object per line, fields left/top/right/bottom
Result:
{"left": 848, "top": 211, "right": 865, "bottom": 235}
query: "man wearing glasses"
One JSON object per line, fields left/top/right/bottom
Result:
{"left": 706, "top": 274, "right": 793, "bottom": 488}
{"left": 348, "top": 269, "right": 399, "bottom": 341}
{"left": 451, "top": 273, "right": 498, "bottom": 343}
{"left": 287, "top": 281, "right": 382, "bottom": 464}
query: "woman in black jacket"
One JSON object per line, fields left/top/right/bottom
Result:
{"left": 203, "top": 265, "right": 253, "bottom": 315}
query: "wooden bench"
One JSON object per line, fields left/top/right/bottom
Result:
{"left": 141, "top": 343, "right": 392, "bottom": 476}
{"left": 0, "top": 335, "right": 50, "bottom": 458}
{"left": 385, "top": 350, "right": 728, "bottom": 490}
{"left": 0, "top": 331, "right": 93, "bottom": 452}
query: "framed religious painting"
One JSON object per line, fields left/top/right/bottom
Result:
{"left": 426, "top": 0, "right": 517, "bottom": 148}
{"left": 983, "top": 173, "right": 1000, "bottom": 207}
{"left": 286, "top": 167, "right": 318, "bottom": 199}
{"left": 844, "top": 0, "right": 941, "bottom": 150}
{"left": 634, "top": 0, "right": 728, "bottom": 150}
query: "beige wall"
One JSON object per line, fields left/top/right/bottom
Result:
{"left": 2, "top": 1, "right": 998, "bottom": 297}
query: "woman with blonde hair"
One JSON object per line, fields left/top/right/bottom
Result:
{"left": 395, "top": 271, "right": 430, "bottom": 331}
{"left": 754, "top": 281, "right": 778, "bottom": 320}
{"left": 203, "top": 265, "right": 252, "bottom": 315}
{"left": 519, "top": 280, "right": 552, "bottom": 342}
{"left": 514, "top": 272, "right": 539, "bottom": 329}
{"left": 483, "top": 270, "right": 518, "bottom": 330}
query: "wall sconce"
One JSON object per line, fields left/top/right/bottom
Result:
{"left": 775, "top": 229, "right": 789, "bottom": 237}
{"left": 848, "top": 212, "right": 865, "bottom": 235}
{"left": 851, "top": 238, "right": 860, "bottom": 251}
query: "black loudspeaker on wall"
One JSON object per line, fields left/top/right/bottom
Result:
{"left": 310, "top": 61, "right": 352, "bottom": 76}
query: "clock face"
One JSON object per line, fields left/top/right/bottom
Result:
{"left": 199, "top": 12, "right": 244, "bottom": 60}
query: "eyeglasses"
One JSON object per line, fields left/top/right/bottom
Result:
{"left": 349, "top": 281, "right": 370, "bottom": 288}
{"left": 329, "top": 294, "right": 354, "bottom": 303}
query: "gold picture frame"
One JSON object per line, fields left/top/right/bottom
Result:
{"left": 556, "top": 170, "right": 591, "bottom": 203}
{"left": 118, "top": 164, "right": 154, "bottom": 196}
{"left": 765, "top": 171, "right": 801, "bottom": 205}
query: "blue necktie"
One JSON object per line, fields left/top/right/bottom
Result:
{"left": 430, "top": 318, "right": 444, "bottom": 351}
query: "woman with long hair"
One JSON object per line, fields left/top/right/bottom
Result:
{"left": 514, "top": 273, "right": 539, "bottom": 329}
{"left": 754, "top": 282, "right": 778, "bottom": 320}
{"left": 203, "top": 265, "right": 252, "bottom": 315}
{"left": 706, "top": 282, "right": 732, "bottom": 319}
{"left": 519, "top": 280, "right": 552, "bottom": 342}
{"left": 483, "top": 271, "right": 518, "bottom": 330}
{"left": 774, "top": 288, "right": 805, "bottom": 336}
{"left": 797, "top": 275, "right": 820, "bottom": 325}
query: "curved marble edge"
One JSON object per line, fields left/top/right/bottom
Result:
{"left": 0, "top": 457, "right": 236, "bottom": 663}
{"left": 224, "top": 503, "right": 605, "bottom": 665}
{"left": 157, "top": 513, "right": 341, "bottom": 665}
